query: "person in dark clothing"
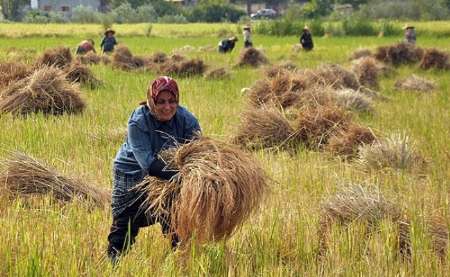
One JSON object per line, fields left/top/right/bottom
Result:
{"left": 100, "top": 28, "right": 118, "bottom": 54}
{"left": 107, "top": 76, "right": 201, "bottom": 264}
{"left": 300, "top": 26, "right": 314, "bottom": 51}
{"left": 76, "top": 39, "right": 96, "bottom": 55}
{"left": 218, "top": 36, "right": 238, "bottom": 53}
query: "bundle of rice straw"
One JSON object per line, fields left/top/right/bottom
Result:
{"left": 357, "top": 133, "right": 426, "bottom": 171}
{"left": 426, "top": 213, "right": 449, "bottom": 261}
{"left": 349, "top": 48, "right": 372, "bottom": 61}
{"left": 76, "top": 52, "right": 101, "bottom": 65}
{"left": 233, "top": 106, "right": 295, "bottom": 149}
{"left": 326, "top": 124, "right": 377, "bottom": 158}
{"left": 170, "top": 54, "right": 186, "bottom": 62}
{"left": 112, "top": 45, "right": 145, "bottom": 71}
{"left": 0, "top": 62, "right": 30, "bottom": 89}
{"left": 278, "top": 61, "right": 298, "bottom": 71}
{"left": 157, "top": 58, "right": 206, "bottom": 77}
{"left": 293, "top": 105, "right": 352, "bottom": 149}
{"left": 318, "top": 184, "right": 411, "bottom": 259}
{"left": 139, "top": 137, "right": 267, "bottom": 243}
{"left": 419, "top": 48, "right": 450, "bottom": 70}
{"left": 330, "top": 88, "right": 374, "bottom": 113}
{"left": 35, "top": 47, "right": 72, "bottom": 69}
{"left": 375, "top": 43, "right": 423, "bottom": 66}
{"left": 237, "top": 48, "right": 269, "bottom": 68}
{"left": 394, "top": 74, "right": 436, "bottom": 93}
{"left": 100, "top": 55, "right": 111, "bottom": 65}
{"left": 304, "top": 64, "right": 360, "bottom": 90}
{"left": 151, "top": 52, "right": 168, "bottom": 63}
{"left": 65, "top": 63, "right": 102, "bottom": 88}
{"left": 351, "top": 57, "right": 380, "bottom": 89}
{"left": 0, "top": 151, "right": 110, "bottom": 208}
{"left": 204, "top": 67, "right": 230, "bottom": 80}
{"left": 0, "top": 66, "right": 85, "bottom": 116}
{"left": 264, "top": 66, "right": 290, "bottom": 79}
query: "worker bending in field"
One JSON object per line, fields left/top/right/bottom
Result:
{"left": 76, "top": 39, "right": 96, "bottom": 55}
{"left": 300, "top": 26, "right": 314, "bottom": 51}
{"left": 218, "top": 36, "right": 238, "bottom": 53}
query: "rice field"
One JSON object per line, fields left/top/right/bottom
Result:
{"left": 0, "top": 22, "right": 449, "bottom": 276}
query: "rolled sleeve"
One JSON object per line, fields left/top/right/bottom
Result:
{"left": 128, "top": 122, "right": 155, "bottom": 172}
{"left": 184, "top": 116, "right": 201, "bottom": 140}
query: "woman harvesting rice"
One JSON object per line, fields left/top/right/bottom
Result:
{"left": 107, "top": 76, "right": 201, "bottom": 264}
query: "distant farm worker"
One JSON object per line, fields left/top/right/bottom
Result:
{"left": 76, "top": 39, "right": 96, "bottom": 55}
{"left": 101, "top": 28, "right": 118, "bottom": 54}
{"left": 404, "top": 24, "right": 416, "bottom": 44}
{"left": 300, "top": 26, "right": 314, "bottom": 51}
{"left": 218, "top": 36, "right": 238, "bottom": 53}
{"left": 107, "top": 76, "right": 201, "bottom": 264}
{"left": 243, "top": 26, "right": 253, "bottom": 48}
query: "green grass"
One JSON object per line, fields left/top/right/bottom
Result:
{"left": 0, "top": 24, "right": 449, "bottom": 276}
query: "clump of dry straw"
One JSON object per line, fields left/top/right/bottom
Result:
{"left": 237, "top": 48, "right": 269, "bottom": 67}
{"left": 318, "top": 184, "right": 411, "bottom": 259}
{"left": 395, "top": 74, "right": 436, "bottom": 93}
{"left": 112, "top": 45, "right": 145, "bottom": 71}
{"left": 139, "top": 137, "right": 267, "bottom": 243}
{"left": 35, "top": 46, "right": 73, "bottom": 69}
{"left": 326, "top": 124, "right": 377, "bottom": 158}
{"left": 0, "top": 66, "right": 85, "bottom": 116}
{"left": 349, "top": 48, "right": 372, "bottom": 61}
{"left": 375, "top": 43, "right": 423, "bottom": 66}
{"left": 419, "top": 48, "right": 450, "bottom": 70}
{"left": 351, "top": 56, "right": 380, "bottom": 89}
{"left": 65, "top": 63, "right": 102, "bottom": 88}
{"left": 0, "top": 151, "right": 110, "bottom": 208}
{"left": 427, "top": 213, "right": 449, "bottom": 261}
{"left": 0, "top": 62, "right": 30, "bottom": 89}
{"left": 304, "top": 64, "right": 360, "bottom": 90}
{"left": 203, "top": 67, "right": 230, "bottom": 80}
{"left": 76, "top": 52, "right": 101, "bottom": 65}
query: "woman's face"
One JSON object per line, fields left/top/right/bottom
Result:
{"left": 153, "top": 90, "right": 177, "bottom": 122}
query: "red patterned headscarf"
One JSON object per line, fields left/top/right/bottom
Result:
{"left": 150, "top": 76, "right": 179, "bottom": 103}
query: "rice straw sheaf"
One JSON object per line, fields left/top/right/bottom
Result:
{"left": 375, "top": 43, "right": 423, "bottom": 66}
{"left": 237, "top": 48, "right": 269, "bottom": 68}
{"left": 293, "top": 105, "right": 352, "bottom": 150}
{"left": 65, "top": 63, "right": 102, "bottom": 88}
{"left": 158, "top": 58, "right": 206, "bottom": 77}
{"left": 151, "top": 52, "right": 168, "bottom": 63}
{"left": 419, "top": 48, "right": 450, "bottom": 70}
{"left": 100, "top": 55, "right": 111, "bottom": 65}
{"left": 351, "top": 57, "right": 380, "bottom": 89}
{"left": 35, "top": 46, "right": 72, "bottom": 69}
{"left": 278, "top": 61, "right": 298, "bottom": 71}
{"left": 330, "top": 88, "right": 374, "bottom": 113}
{"left": 0, "top": 62, "right": 31, "bottom": 89}
{"left": 349, "top": 48, "right": 372, "bottom": 61}
{"left": 394, "top": 74, "right": 436, "bottom": 93}
{"left": 0, "top": 66, "right": 85, "bottom": 116}
{"left": 427, "top": 213, "right": 449, "bottom": 261}
{"left": 112, "top": 45, "right": 145, "bottom": 71}
{"left": 318, "top": 184, "right": 411, "bottom": 259}
{"left": 326, "top": 124, "right": 377, "bottom": 158}
{"left": 232, "top": 106, "right": 295, "bottom": 150}
{"left": 76, "top": 52, "right": 101, "bottom": 65}
{"left": 357, "top": 133, "right": 426, "bottom": 172}
{"left": 0, "top": 151, "right": 110, "bottom": 208}
{"left": 304, "top": 64, "right": 360, "bottom": 90}
{"left": 204, "top": 67, "right": 230, "bottom": 80}
{"left": 139, "top": 137, "right": 268, "bottom": 243}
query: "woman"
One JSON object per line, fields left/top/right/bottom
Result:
{"left": 404, "top": 25, "right": 416, "bottom": 44}
{"left": 107, "top": 76, "right": 201, "bottom": 264}
{"left": 300, "top": 26, "right": 314, "bottom": 51}
{"left": 101, "top": 28, "right": 118, "bottom": 54}
{"left": 243, "top": 26, "right": 253, "bottom": 48}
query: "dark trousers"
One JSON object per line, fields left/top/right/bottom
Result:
{"left": 107, "top": 193, "right": 178, "bottom": 259}
{"left": 244, "top": 41, "right": 253, "bottom": 48}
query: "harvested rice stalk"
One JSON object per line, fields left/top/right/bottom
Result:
{"left": 76, "top": 52, "right": 101, "bottom": 65}
{"left": 304, "top": 64, "right": 360, "bottom": 90}
{"left": 139, "top": 137, "right": 268, "bottom": 243}
{"left": 112, "top": 45, "right": 145, "bottom": 71}
{"left": 375, "top": 43, "right": 423, "bottom": 66}
{"left": 65, "top": 63, "right": 102, "bottom": 88}
{"left": 233, "top": 106, "right": 295, "bottom": 149}
{"left": 204, "top": 67, "right": 230, "bottom": 80}
{"left": 349, "top": 48, "right": 372, "bottom": 61}
{"left": 395, "top": 74, "right": 436, "bottom": 93}
{"left": 0, "top": 66, "right": 85, "bottom": 116}
{"left": 420, "top": 48, "right": 450, "bottom": 70}
{"left": 237, "top": 48, "right": 269, "bottom": 68}
{"left": 318, "top": 184, "right": 411, "bottom": 259}
{"left": 351, "top": 57, "right": 380, "bottom": 89}
{"left": 331, "top": 88, "right": 374, "bottom": 113}
{"left": 0, "top": 151, "right": 110, "bottom": 207}
{"left": 35, "top": 46, "right": 72, "bottom": 69}
{"left": 0, "top": 62, "right": 30, "bottom": 89}
{"left": 326, "top": 124, "right": 377, "bottom": 158}
{"left": 427, "top": 213, "right": 449, "bottom": 261}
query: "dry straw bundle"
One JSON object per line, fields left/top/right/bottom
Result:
{"left": 419, "top": 48, "right": 450, "bottom": 70}
{"left": 318, "top": 184, "right": 411, "bottom": 259}
{"left": 351, "top": 57, "right": 380, "bottom": 89}
{"left": 357, "top": 133, "right": 426, "bottom": 172}
{"left": 237, "top": 48, "right": 269, "bottom": 67}
{"left": 0, "top": 151, "right": 110, "bottom": 207}
{"left": 203, "top": 67, "right": 230, "bottom": 80}
{"left": 140, "top": 137, "right": 267, "bottom": 243}
{"left": 427, "top": 213, "right": 449, "bottom": 261}
{"left": 304, "top": 64, "right": 360, "bottom": 90}
{"left": 35, "top": 47, "right": 73, "bottom": 69}
{"left": 0, "top": 66, "right": 85, "bottom": 116}
{"left": 375, "top": 43, "right": 423, "bottom": 66}
{"left": 76, "top": 52, "right": 101, "bottom": 65}
{"left": 233, "top": 106, "right": 295, "bottom": 149}
{"left": 157, "top": 58, "right": 206, "bottom": 77}
{"left": 112, "top": 45, "right": 145, "bottom": 71}
{"left": 326, "top": 124, "right": 377, "bottom": 158}
{"left": 0, "top": 62, "right": 30, "bottom": 89}
{"left": 65, "top": 63, "right": 102, "bottom": 88}
{"left": 395, "top": 74, "right": 436, "bottom": 93}
{"left": 349, "top": 48, "right": 372, "bottom": 61}
{"left": 330, "top": 88, "right": 374, "bottom": 113}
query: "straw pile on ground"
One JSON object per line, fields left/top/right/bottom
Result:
{"left": 65, "top": 63, "right": 101, "bottom": 88}
{"left": 349, "top": 48, "right": 372, "bottom": 61}
{"left": 357, "top": 133, "right": 426, "bottom": 172}
{"left": 427, "top": 213, "right": 449, "bottom": 261}
{"left": 304, "top": 64, "right": 360, "bottom": 90}
{"left": 112, "top": 45, "right": 145, "bottom": 71}
{"left": 375, "top": 43, "right": 423, "bottom": 66}
{"left": 204, "top": 67, "right": 230, "bottom": 80}
{"left": 237, "top": 48, "right": 269, "bottom": 67}
{"left": 100, "top": 55, "right": 111, "bottom": 65}
{"left": 351, "top": 57, "right": 380, "bottom": 89}
{"left": 0, "top": 66, "right": 85, "bottom": 116}
{"left": 318, "top": 184, "right": 411, "bottom": 259}
{"left": 330, "top": 88, "right": 374, "bottom": 113}
{"left": 0, "top": 62, "right": 30, "bottom": 89}
{"left": 151, "top": 52, "right": 168, "bottom": 63}
{"left": 35, "top": 47, "right": 72, "bottom": 69}
{"left": 157, "top": 57, "right": 206, "bottom": 77}
{"left": 0, "top": 151, "right": 110, "bottom": 208}
{"left": 76, "top": 52, "right": 101, "bottom": 65}
{"left": 419, "top": 48, "right": 450, "bottom": 70}
{"left": 326, "top": 124, "right": 377, "bottom": 158}
{"left": 139, "top": 137, "right": 267, "bottom": 243}
{"left": 233, "top": 106, "right": 295, "bottom": 149}
{"left": 395, "top": 74, "right": 436, "bottom": 93}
